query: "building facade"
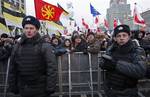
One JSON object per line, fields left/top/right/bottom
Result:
{"left": 106, "top": 0, "right": 131, "bottom": 30}
{"left": 142, "top": 10, "right": 150, "bottom": 32}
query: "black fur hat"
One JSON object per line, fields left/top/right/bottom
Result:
{"left": 22, "top": 15, "right": 40, "bottom": 29}
{"left": 113, "top": 24, "right": 130, "bottom": 37}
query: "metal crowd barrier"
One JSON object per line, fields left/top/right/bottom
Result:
{"left": 53, "top": 52, "right": 104, "bottom": 97}
{"left": 0, "top": 52, "right": 150, "bottom": 97}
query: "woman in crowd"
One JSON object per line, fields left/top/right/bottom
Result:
{"left": 62, "top": 38, "right": 73, "bottom": 53}
{"left": 72, "top": 35, "right": 87, "bottom": 52}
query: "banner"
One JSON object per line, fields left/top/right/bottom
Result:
{"left": 0, "top": 16, "right": 9, "bottom": 33}
{"left": 34, "top": 0, "right": 63, "bottom": 21}
{"left": 2, "top": 2, "right": 25, "bottom": 28}
{"left": 133, "top": 3, "right": 146, "bottom": 27}
{"left": 90, "top": 3, "right": 100, "bottom": 17}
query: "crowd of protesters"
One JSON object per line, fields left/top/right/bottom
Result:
{"left": 0, "top": 16, "right": 150, "bottom": 97}
{"left": 0, "top": 26, "right": 150, "bottom": 74}
{"left": 0, "top": 25, "right": 150, "bottom": 70}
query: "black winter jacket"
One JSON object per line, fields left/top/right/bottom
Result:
{"left": 9, "top": 33, "right": 57, "bottom": 97}
{"left": 100, "top": 40, "right": 146, "bottom": 97}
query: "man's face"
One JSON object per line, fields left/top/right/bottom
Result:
{"left": 114, "top": 32, "right": 130, "bottom": 46}
{"left": 23, "top": 24, "right": 38, "bottom": 38}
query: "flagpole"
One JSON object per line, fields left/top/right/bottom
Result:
{"left": 133, "top": 3, "right": 137, "bottom": 30}
{"left": 3, "top": 19, "right": 11, "bottom": 36}
{"left": 97, "top": 15, "right": 100, "bottom": 28}
{"left": 93, "top": 16, "right": 95, "bottom": 30}
{"left": 1, "top": 1, "right": 14, "bottom": 36}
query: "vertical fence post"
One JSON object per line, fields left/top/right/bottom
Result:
{"left": 68, "top": 53, "right": 72, "bottom": 97}
{"left": 58, "top": 56, "right": 63, "bottom": 97}
{"left": 4, "top": 58, "right": 10, "bottom": 97}
{"left": 88, "top": 53, "right": 94, "bottom": 97}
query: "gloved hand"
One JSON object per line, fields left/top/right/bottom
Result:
{"left": 46, "top": 90, "right": 55, "bottom": 96}
{"left": 99, "top": 54, "right": 117, "bottom": 70}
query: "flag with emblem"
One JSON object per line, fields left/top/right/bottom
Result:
{"left": 34, "top": 0, "right": 64, "bottom": 21}
{"left": 57, "top": 3, "right": 69, "bottom": 16}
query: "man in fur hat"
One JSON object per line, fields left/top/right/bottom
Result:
{"left": 9, "top": 16, "right": 57, "bottom": 97}
{"left": 99, "top": 24, "right": 146, "bottom": 97}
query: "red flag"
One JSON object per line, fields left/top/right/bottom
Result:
{"left": 104, "top": 19, "right": 109, "bottom": 29}
{"left": 113, "top": 18, "right": 117, "bottom": 28}
{"left": 34, "top": 0, "right": 63, "bottom": 21}
{"left": 95, "top": 17, "right": 99, "bottom": 24}
{"left": 82, "top": 18, "right": 89, "bottom": 29}
{"left": 133, "top": 3, "right": 146, "bottom": 27}
{"left": 97, "top": 27, "right": 102, "bottom": 33}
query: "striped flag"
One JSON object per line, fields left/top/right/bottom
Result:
{"left": 0, "top": 16, "right": 9, "bottom": 33}
{"left": 104, "top": 19, "right": 109, "bottom": 30}
{"left": 2, "top": 1, "right": 25, "bottom": 27}
{"left": 133, "top": 3, "right": 146, "bottom": 27}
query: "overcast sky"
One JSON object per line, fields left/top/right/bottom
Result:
{"left": 26, "top": 0, "right": 150, "bottom": 27}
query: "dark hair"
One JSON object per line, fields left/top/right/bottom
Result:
{"left": 63, "top": 39, "right": 72, "bottom": 50}
{"left": 51, "top": 36, "right": 61, "bottom": 46}
{"left": 87, "top": 32, "right": 95, "bottom": 38}
{"left": 1, "top": 33, "right": 8, "bottom": 38}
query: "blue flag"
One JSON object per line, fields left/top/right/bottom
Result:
{"left": 90, "top": 3, "right": 100, "bottom": 17}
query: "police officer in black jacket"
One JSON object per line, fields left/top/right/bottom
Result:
{"left": 99, "top": 24, "right": 146, "bottom": 97}
{"left": 9, "top": 16, "right": 57, "bottom": 97}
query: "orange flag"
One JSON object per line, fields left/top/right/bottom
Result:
{"left": 34, "top": 0, "right": 63, "bottom": 21}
